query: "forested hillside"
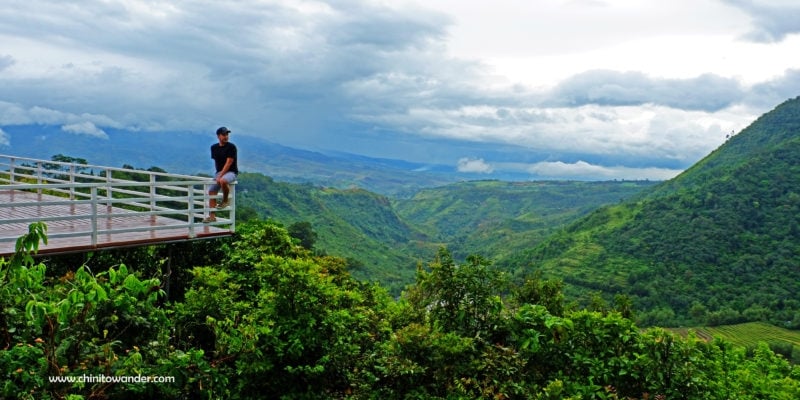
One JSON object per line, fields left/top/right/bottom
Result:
{"left": 235, "top": 172, "right": 431, "bottom": 291}
{"left": 394, "top": 180, "right": 656, "bottom": 268}
{"left": 2, "top": 220, "right": 799, "bottom": 399}
{"left": 235, "top": 174, "right": 655, "bottom": 293}
{"left": 524, "top": 96, "right": 800, "bottom": 328}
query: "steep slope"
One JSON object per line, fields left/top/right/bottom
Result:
{"left": 236, "top": 172, "right": 433, "bottom": 292}
{"left": 394, "top": 180, "right": 657, "bottom": 267}
{"left": 525, "top": 96, "right": 800, "bottom": 328}
{"left": 647, "top": 95, "right": 800, "bottom": 198}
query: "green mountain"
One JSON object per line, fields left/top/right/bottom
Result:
{"left": 393, "top": 180, "right": 657, "bottom": 268}
{"left": 524, "top": 96, "right": 800, "bottom": 328}
{"left": 235, "top": 174, "right": 656, "bottom": 294}
{"left": 236, "top": 172, "right": 432, "bottom": 292}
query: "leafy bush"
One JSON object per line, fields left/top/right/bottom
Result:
{"left": 2, "top": 221, "right": 800, "bottom": 399}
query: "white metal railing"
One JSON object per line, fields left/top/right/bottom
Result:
{"left": 0, "top": 154, "right": 235, "bottom": 247}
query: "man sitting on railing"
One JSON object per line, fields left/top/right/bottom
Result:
{"left": 204, "top": 126, "right": 238, "bottom": 223}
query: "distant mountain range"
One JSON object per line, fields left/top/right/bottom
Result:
{"left": 0, "top": 125, "right": 529, "bottom": 196}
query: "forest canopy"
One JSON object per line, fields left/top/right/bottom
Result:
{"left": 1, "top": 220, "right": 799, "bottom": 399}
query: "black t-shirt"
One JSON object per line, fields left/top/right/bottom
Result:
{"left": 210, "top": 142, "right": 238, "bottom": 174}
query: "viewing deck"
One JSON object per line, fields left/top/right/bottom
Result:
{"left": 0, "top": 155, "right": 235, "bottom": 257}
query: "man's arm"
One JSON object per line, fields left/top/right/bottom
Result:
{"left": 217, "top": 157, "right": 235, "bottom": 179}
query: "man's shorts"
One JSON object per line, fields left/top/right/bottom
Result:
{"left": 208, "top": 172, "right": 237, "bottom": 193}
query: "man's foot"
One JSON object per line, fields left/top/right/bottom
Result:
{"left": 202, "top": 216, "right": 217, "bottom": 223}
{"left": 216, "top": 200, "right": 229, "bottom": 209}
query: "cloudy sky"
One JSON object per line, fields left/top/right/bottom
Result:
{"left": 0, "top": 0, "right": 798, "bottom": 180}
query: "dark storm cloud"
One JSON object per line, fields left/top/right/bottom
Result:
{"left": 324, "top": 2, "right": 448, "bottom": 50}
{"left": 546, "top": 70, "right": 745, "bottom": 112}
{"left": 0, "top": 55, "right": 13, "bottom": 71}
{"left": 0, "top": 1, "right": 451, "bottom": 135}
{"left": 0, "top": 0, "right": 797, "bottom": 181}
{"left": 723, "top": 0, "right": 800, "bottom": 42}
{"left": 746, "top": 69, "right": 800, "bottom": 108}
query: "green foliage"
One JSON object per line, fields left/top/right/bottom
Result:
{"left": 0, "top": 253, "right": 213, "bottom": 398}
{"left": 288, "top": 221, "right": 318, "bottom": 250}
{"left": 512, "top": 272, "right": 566, "bottom": 317}
{"left": 5, "top": 205, "right": 800, "bottom": 399}
{"left": 235, "top": 173, "right": 426, "bottom": 293}
{"left": 42, "top": 154, "right": 90, "bottom": 181}
{"left": 10, "top": 221, "right": 48, "bottom": 268}
{"left": 409, "top": 248, "right": 507, "bottom": 339}
{"left": 171, "top": 219, "right": 396, "bottom": 398}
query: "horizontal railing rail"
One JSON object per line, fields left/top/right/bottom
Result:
{"left": 0, "top": 154, "right": 235, "bottom": 248}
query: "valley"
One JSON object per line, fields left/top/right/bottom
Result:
{"left": 5, "top": 97, "right": 800, "bottom": 359}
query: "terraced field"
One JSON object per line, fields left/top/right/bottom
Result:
{"left": 670, "top": 322, "right": 800, "bottom": 350}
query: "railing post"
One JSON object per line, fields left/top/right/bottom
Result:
{"left": 203, "top": 182, "right": 210, "bottom": 220}
{"left": 188, "top": 184, "right": 196, "bottom": 238}
{"left": 105, "top": 169, "right": 113, "bottom": 207}
{"left": 91, "top": 186, "right": 98, "bottom": 247}
{"left": 69, "top": 164, "right": 76, "bottom": 200}
{"left": 8, "top": 157, "right": 15, "bottom": 183}
{"left": 36, "top": 161, "right": 43, "bottom": 195}
{"left": 150, "top": 174, "right": 157, "bottom": 223}
{"left": 230, "top": 182, "right": 236, "bottom": 233}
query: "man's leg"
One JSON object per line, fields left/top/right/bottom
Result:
{"left": 209, "top": 190, "right": 218, "bottom": 209}
{"left": 220, "top": 180, "right": 230, "bottom": 204}
{"left": 216, "top": 173, "right": 233, "bottom": 209}
{"left": 206, "top": 190, "right": 218, "bottom": 221}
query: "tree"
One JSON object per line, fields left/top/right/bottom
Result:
{"left": 288, "top": 221, "right": 318, "bottom": 250}
{"left": 4, "top": 221, "right": 800, "bottom": 399}
{"left": 512, "top": 271, "right": 566, "bottom": 316}
{"left": 42, "top": 154, "right": 90, "bottom": 180}
{"left": 408, "top": 248, "right": 507, "bottom": 340}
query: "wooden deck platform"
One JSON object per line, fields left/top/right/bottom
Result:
{"left": 0, "top": 190, "right": 231, "bottom": 257}
{"left": 1, "top": 154, "right": 236, "bottom": 257}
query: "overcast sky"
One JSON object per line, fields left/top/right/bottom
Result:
{"left": 1, "top": 0, "right": 798, "bottom": 180}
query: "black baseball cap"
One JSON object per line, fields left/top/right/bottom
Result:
{"left": 216, "top": 126, "right": 231, "bottom": 135}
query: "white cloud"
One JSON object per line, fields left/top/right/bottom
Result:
{"left": 0, "top": 102, "right": 120, "bottom": 135}
{"left": 527, "top": 160, "right": 683, "bottom": 181}
{"left": 361, "top": 103, "right": 751, "bottom": 169}
{"left": 457, "top": 157, "right": 493, "bottom": 173}
{"left": 61, "top": 122, "right": 108, "bottom": 139}
{"left": 0, "top": 128, "right": 9, "bottom": 146}
{"left": 427, "top": 0, "right": 799, "bottom": 87}
{"left": 546, "top": 70, "right": 745, "bottom": 111}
